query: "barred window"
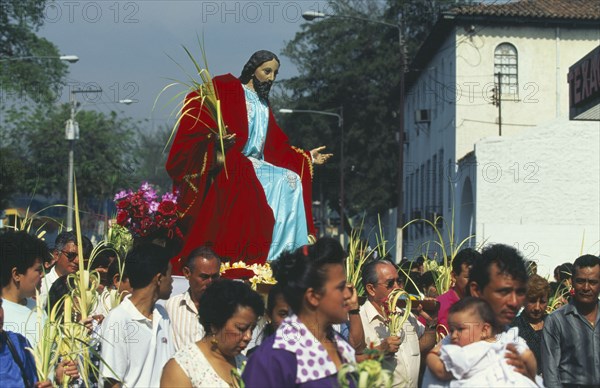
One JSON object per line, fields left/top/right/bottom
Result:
{"left": 494, "top": 43, "right": 518, "bottom": 98}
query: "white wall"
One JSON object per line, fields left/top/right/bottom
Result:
{"left": 403, "top": 21, "right": 600, "bottom": 262}
{"left": 474, "top": 118, "right": 600, "bottom": 277}
{"left": 404, "top": 32, "right": 457, "bottom": 259}
{"left": 455, "top": 25, "right": 600, "bottom": 160}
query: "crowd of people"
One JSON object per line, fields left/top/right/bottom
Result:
{"left": 1, "top": 49, "right": 599, "bottom": 388}
{"left": 1, "top": 228, "right": 599, "bottom": 387}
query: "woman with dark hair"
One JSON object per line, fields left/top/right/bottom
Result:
{"left": 167, "top": 49, "right": 332, "bottom": 271}
{"left": 420, "top": 271, "right": 438, "bottom": 298}
{"left": 242, "top": 237, "right": 356, "bottom": 387}
{"left": 510, "top": 274, "right": 550, "bottom": 375}
{"left": 160, "top": 279, "right": 264, "bottom": 387}
{"left": 247, "top": 283, "right": 290, "bottom": 355}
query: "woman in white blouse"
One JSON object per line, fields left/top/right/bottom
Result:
{"left": 160, "top": 279, "right": 264, "bottom": 387}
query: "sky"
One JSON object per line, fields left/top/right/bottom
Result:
{"left": 39, "top": 0, "right": 330, "bottom": 128}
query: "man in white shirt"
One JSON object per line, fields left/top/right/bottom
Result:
{"left": 0, "top": 231, "right": 49, "bottom": 347}
{"left": 100, "top": 243, "right": 175, "bottom": 388}
{"left": 165, "top": 246, "right": 220, "bottom": 351}
{"left": 359, "top": 260, "right": 437, "bottom": 388}
{"left": 39, "top": 231, "right": 80, "bottom": 308}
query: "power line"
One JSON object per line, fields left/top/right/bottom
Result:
{"left": 461, "top": 118, "right": 536, "bottom": 127}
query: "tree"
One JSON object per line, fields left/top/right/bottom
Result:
{"left": 0, "top": 146, "right": 26, "bottom": 209}
{"left": 129, "top": 124, "right": 173, "bottom": 192}
{"left": 1, "top": 1, "right": 71, "bottom": 206}
{"left": 278, "top": 0, "right": 471, "bottom": 219}
{"left": 0, "top": 0, "right": 68, "bottom": 103}
{"left": 5, "top": 104, "right": 138, "bottom": 212}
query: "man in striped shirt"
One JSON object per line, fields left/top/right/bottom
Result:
{"left": 541, "top": 254, "right": 600, "bottom": 387}
{"left": 165, "top": 246, "right": 221, "bottom": 351}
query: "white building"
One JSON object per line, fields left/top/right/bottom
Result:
{"left": 402, "top": 0, "right": 600, "bottom": 274}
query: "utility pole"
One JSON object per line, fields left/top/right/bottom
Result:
{"left": 396, "top": 21, "right": 406, "bottom": 263}
{"left": 65, "top": 88, "right": 102, "bottom": 230}
{"left": 339, "top": 106, "right": 345, "bottom": 247}
{"left": 302, "top": 11, "right": 406, "bottom": 262}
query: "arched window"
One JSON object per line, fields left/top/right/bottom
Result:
{"left": 494, "top": 43, "right": 518, "bottom": 98}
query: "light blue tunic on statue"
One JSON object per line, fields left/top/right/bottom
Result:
{"left": 242, "top": 86, "right": 309, "bottom": 261}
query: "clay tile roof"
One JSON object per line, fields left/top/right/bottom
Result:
{"left": 452, "top": 0, "right": 600, "bottom": 20}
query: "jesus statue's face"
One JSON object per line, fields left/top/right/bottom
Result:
{"left": 249, "top": 59, "right": 279, "bottom": 100}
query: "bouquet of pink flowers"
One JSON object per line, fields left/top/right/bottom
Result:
{"left": 114, "top": 182, "right": 183, "bottom": 240}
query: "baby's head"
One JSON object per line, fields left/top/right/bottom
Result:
{"left": 447, "top": 296, "right": 498, "bottom": 346}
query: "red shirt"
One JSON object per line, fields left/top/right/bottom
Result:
{"left": 436, "top": 288, "right": 460, "bottom": 336}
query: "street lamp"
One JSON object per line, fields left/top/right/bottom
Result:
{"left": 59, "top": 55, "right": 79, "bottom": 63}
{"left": 302, "top": 10, "right": 406, "bottom": 261}
{"left": 279, "top": 107, "right": 345, "bottom": 245}
{"left": 65, "top": 92, "right": 135, "bottom": 230}
{"left": 0, "top": 55, "right": 79, "bottom": 63}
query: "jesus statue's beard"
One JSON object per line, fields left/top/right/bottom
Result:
{"left": 252, "top": 75, "right": 273, "bottom": 102}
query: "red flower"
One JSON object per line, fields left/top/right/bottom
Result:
{"left": 140, "top": 217, "right": 154, "bottom": 233}
{"left": 116, "top": 210, "right": 128, "bottom": 225}
{"left": 113, "top": 183, "right": 182, "bottom": 243}
{"left": 132, "top": 203, "right": 148, "bottom": 219}
{"left": 163, "top": 217, "right": 177, "bottom": 229}
{"left": 130, "top": 194, "right": 143, "bottom": 207}
{"left": 158, "top": 200, "right": 177, "bottom": 216}
{"left": 116, "top": 199, "right": 130, "bottom": 209}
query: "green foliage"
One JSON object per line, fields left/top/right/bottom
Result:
{"left": 0, "top": 146, "right": 27, "bottom": 208}
{"left": 278, "top": 0, "right": 471, "bottom": 216}
{"left": 129, "top": 124, "right": 173, "bottom": 192}
{"left": 4, "top": 104, "right": 138, "bottom": 205}
{"left": 0, "top": 0, "right": 68, "bottom": 103}
{"left": 0, "top": 101, "right": 176, "bottom": 220}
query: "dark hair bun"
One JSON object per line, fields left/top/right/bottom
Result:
{"left": 271, "top": 238, "right": 346, "bottom": 313}
{"left": 272, "top": 248, "right": 308, "bottom": 286}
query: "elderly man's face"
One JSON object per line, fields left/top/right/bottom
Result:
{"left": 368, "top": 262, "right": 402, "bottom": 304}
{"left": 55, "top": 241, "right": 79, "bottom": 276}
{"left": 572, "top": 264, "right": 600, "bottom": 306}
{"left": 183, "top": 257, "right": 221, "bottom": 303}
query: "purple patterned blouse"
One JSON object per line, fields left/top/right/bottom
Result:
{"left": 242, "top": 314, "right": 356, "bottom": 387}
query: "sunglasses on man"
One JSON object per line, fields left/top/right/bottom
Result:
{"left": 61, "top": 250, "right": 79, "bottom": 262}
{"left": 379, "top": 277, "right": 403, "bottom": 289}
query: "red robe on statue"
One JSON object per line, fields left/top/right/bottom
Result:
{"left": 166, "top": 74, "right": 315, "bottom": 274}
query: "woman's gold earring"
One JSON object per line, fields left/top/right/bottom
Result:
{"left": 211, "top": 333, "right": 218, "bottom": 349}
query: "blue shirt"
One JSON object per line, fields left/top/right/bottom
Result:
{"left": 0, "top": 331, "right": 39, "bottom": 387}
